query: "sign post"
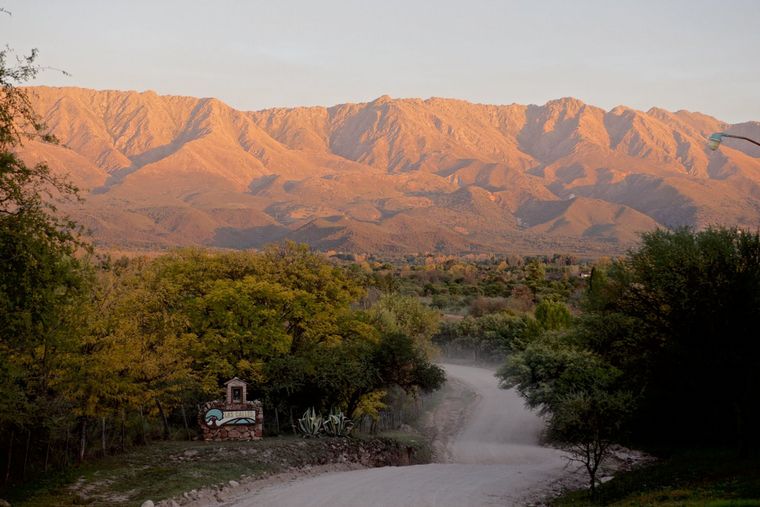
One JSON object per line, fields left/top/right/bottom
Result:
{"left": 199, "top": 377, "right": 263, "bottom": 441}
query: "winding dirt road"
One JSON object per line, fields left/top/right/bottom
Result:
{"left": 226, "top": 364, "right": 574, "bottom": 507}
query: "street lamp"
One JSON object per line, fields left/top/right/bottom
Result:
{"left": 708, "top": 132, "right": 760, "bottom": 151}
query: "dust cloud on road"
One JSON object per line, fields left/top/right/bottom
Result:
{"left": 224, "top": 364, "right": 575, "bottom": 507}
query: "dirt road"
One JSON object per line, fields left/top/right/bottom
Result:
{"left": 225, "top": 364, "right": 575, "bottom": 507}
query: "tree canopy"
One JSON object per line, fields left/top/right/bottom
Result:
{"left": 499, "top": 227, "right": 760, "bottom": 468}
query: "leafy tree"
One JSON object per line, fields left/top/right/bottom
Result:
{"left": 191, "top": 277, "right": 302, "bottom": 385}
{"left": 368, "top": 294, "right": 440, "bottom": 357}
{"left": 549, "top": 389, "right": 632, "bottom": 497}
{"left": 602, "top": 227, "right": 760, "bottom": 453}
{"left": 433, "top": 312, "right": 539, "bottom": 361}
{"left": 498, "top": 329, "right": 633, "bottom": 497}
{"left": 524, "top": 259, "right": 546, "bottom": 294}
{"left": 500, "top": 226, "right": 760, "bottom": 500}
{"left": 0, "top": 33, "right": 92, "bottom": 475}
{"left": 534, "top": 299, "right": 573, "bottom": 331}
{"left": 373, "top": 331, "right": 445, "bottom": 397}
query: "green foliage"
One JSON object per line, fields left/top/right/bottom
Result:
{"left": 367, "top": 294, "right": 440, "bottom": 357}
{"left": 322, "top": 408, "right": 354, "bottom": 437}
{"left": 500, "top": 227, "right": 760, "bottom": 495}
{"left": 552, "top": 448, "right": 760, "bottom": 506}
{"left": 373, "top": 332, "right": 446, "bottom": 396}
{"left": 0, "top": 33, "right": 97, "bottom": 478}
{"left": 525, "top": 259, "right": 546, "bottom": 293}
{"left": 534, "top": 299, "right": 573, "bottom": 331}
{"left": 434, "top": 311, "right": 542, "bottom": 362}
{"left": 297, "top": 407, "right": 324, "bottom": 438}
{"left": 599, "top": 227, "right": 760, "bottom": 451}
{"left": 498, "top": 328, "right": 633, "bottom": 495}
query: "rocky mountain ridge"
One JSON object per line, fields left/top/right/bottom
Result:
{"left": 20, "top": 86, "right": 760, "bottom": 254}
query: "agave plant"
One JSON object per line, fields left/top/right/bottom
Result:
{"left": 297, "top": 407, "right": 323, "bottom": 438}
{"left": 322, "top": 408, "right": 354, "bottom": 437}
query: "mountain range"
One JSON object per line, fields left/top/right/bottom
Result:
{"left": 19, "top": 86, "right": 760, "bottom": 255}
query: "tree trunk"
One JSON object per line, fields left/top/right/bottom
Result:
{"left": 44, "top": 438, "right": 51, "bottom": 473}
{"left": 101, "top": 416, "right": 107, "bottom": 456}
{"left": 155, "top": 399, "right": 171, "bottom": 440}
{"left": 22, "top": 429, "right": 31, "bottom": 480}
{"left": 64, "top": 427, "right": 70, "bottom": 466}
{"left": 138, "top": 406, "right": 146, "bottom": 444}
{"left": 181, "top": 405, "right": 190, "bottom": 440}
{"left": 120, "top": 410, "right": 126, "bottom": 452}
{"left": 4, "top": 430, "right": 14, "bottom": 484}
{"left": 274, "top": 407, "right": 280, "bottom": 435}
{"left": 78, "top": 418, "right": 87, "bottom": 463}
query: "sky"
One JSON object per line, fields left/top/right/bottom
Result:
{"left": 3, "top": 0, "right": 760, "bottom": 123}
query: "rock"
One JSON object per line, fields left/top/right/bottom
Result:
{"left": 183, "top": 450, "right": 198, "bottom": 457}
{"left": 141, "top": 501, "right": 155, "bottom": 507}
{"left": 228, "top": 480, "right": 240, "bottom": 487}
{"left": 72, "top": 495, "right": 94, "bottom": 505}
{"left": 0, "top": 499, "right": 11, "bottom": 507}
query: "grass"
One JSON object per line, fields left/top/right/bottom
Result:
{"left": 552, "top": 448, "right": 760, "bottom": 506}
{"left": 4, "top": 432, "right": 429, "bottom": 507}
{"left": 6, "top": 439, "right": 288, "bottom": 506}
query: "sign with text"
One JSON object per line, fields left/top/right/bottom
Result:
{"left": 204, "top": 408, "right": 256, "bottom": 426}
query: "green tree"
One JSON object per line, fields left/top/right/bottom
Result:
{"left": 368, "top": 294, "right": 440, "bottom": 357}
{"left": 534, "top": 299, "right": 573, "bottom": 331}
{"left": 500, "top": 225, "right": 760, "bottom": 498}
{"left": 604, "top": 227, "right": 760, "bottom": 453}
{"left": 1, "top": 36, "right": 92, "bottom": 476}
{"left": 498, "top": 329, "right": 633, "bottom": 497}
{"left": 524, "top": 259, "right": 546, "bottom": 294}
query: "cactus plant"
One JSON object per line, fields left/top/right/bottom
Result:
{"left": 297, "top": 407, "right": 323, "bottom": 438}
{"left": 322, "top": 408, "right": 354, "bottom": 437}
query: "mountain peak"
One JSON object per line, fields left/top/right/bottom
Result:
{"left": 544, "top": 96, "right": 586, "bottom": 108}
{"left": 371, "top": 94, "right": 393, "bottom": 105}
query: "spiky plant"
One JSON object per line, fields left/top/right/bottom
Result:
{"left": 297, "top": 407, "right": 323, "bottom": 438}
{"left": 322, "top": 408, "right": 354, "bottom": 437}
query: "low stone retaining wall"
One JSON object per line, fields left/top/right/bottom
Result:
{"left": 155, "top": 435, "right": 431, "bottom": 506}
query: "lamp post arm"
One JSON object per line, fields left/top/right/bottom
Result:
{"left": 720, "top": 134, "right": 760, "bottom": 148}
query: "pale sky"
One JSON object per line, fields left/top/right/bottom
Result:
{"left": 3, "top": 0, "right": 759, "bottom": 123}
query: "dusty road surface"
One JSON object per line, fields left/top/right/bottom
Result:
{"left": 225, "top": 364, "right": 574, "bottom": 507}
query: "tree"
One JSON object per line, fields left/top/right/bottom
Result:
{"left": 500, "top": 226, "right": 760, "bottom": 500}
{"left": 367, "top": 294, "right": 440, "bottom": 357}
{"left": 373, "top": 331, "right": 445, "bottom": 397}
{"left": 548, "top": 389, "right": 632, "bottom": 497}
{"left": 498, "top": 329, "right": 633, "bottom": 497}
{"left": 534, "top": 299, "right": 573, "bottom": 331}
{"left": 524, "top": 259, "right": 546, "bottom": 294}
{"left": 603, "top": 227, "right": 760, "bottom": 453}
{"left": 433, "top": 312, "right": 539, "bottom": 361}
{"left": 0, "top": 33, "right": 94, "bottom": 478}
